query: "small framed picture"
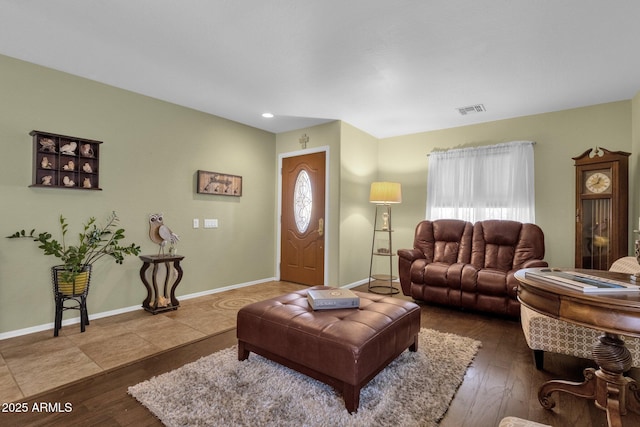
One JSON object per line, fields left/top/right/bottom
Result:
{"left": 197, "top": 170, "right": 242, "bottom": 196}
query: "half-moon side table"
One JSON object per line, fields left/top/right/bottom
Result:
{"left": 139, "top": 254, "right": 185, "bottom": 314}
{"left": 515, "top": 268, "right": 640, "bottom": 427}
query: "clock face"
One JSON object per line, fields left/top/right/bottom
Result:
{"left": 584, "top": 171, "right": 611, "bottom": 194}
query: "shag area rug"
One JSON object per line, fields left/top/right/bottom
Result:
{"left": 129, "top": 328, "right": 481, "bottom": 427}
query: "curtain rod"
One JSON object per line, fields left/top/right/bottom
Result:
{"left": 426, "top": 140, "right": 536, "bottom": 156}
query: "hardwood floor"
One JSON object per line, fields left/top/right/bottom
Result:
{"left": 3, "top": 283, "right": 639, "bottom": 427}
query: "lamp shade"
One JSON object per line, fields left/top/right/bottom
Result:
{"left": 369, "top": 182, "right": 402, "bottom": 204}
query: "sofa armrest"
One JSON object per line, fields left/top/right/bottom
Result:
{"left": 397, "top": 248, "right": 425, "bottom": 262}
{"left": 397, "top": 249, "right": 425, "bottom": 296}
{"left": 521, "top": 259, "right": 548, "bottom": 269}
{"left": 508, "top": 260, "right": 548, "bottom": 297}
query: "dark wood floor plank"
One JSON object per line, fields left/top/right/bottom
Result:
{"left": 497, "top": 321, "right": 537, "bottom": 419}
{"left": 470, "top": 363, "right": 512, "bottom": 427}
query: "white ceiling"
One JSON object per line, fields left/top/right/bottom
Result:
{"left": 1, "top": 1, "right": 639, "bottom": 138}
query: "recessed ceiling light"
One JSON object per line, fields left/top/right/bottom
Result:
{"left": 262, "top": 112, "right": 274, "bottom": 118}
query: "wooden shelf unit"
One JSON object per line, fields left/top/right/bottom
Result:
{"left": 30, "top": 130, "right": 102, "bottom": 191}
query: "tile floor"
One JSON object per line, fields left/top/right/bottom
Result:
{"left": 0, "top": 281, "right": 306, "bottom": 403}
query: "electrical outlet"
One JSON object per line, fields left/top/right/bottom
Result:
{"left": 204, "top": 219, "right": 218, "bottom": 228}
{"left": 193, "top": 218, "right": 199, "bottom": 228}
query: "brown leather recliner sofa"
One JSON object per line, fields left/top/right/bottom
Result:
{"left": 398, "top": 219, "right": 547, "bottom": 317}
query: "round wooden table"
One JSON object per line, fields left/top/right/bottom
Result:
{"left": 515, "top": 268, "right": 640, "bottom": 427}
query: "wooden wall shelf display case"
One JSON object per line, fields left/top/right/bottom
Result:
{"left": 30, "top": 130, "right": 102, "bottom": 190}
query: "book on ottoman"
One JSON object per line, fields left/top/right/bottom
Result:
{"left": 307, "top": 288, "right": 360, "bottom": 310}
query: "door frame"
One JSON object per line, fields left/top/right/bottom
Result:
{"left": 276, "top": 146, "right": 330, "bottom": 285}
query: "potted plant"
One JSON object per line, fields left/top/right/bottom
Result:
{"left": 7, "top": 211, "right": 141, "bottom": 286}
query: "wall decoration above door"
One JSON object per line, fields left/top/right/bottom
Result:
{"left": 197, "top": 170, "right": 242, "bottom": 196}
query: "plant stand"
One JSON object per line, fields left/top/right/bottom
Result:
{"left": 52, "top": 265, "right": 92, "bottom": 336}
{"left": 139, "top": 254, "right": 185, "bottom": 314}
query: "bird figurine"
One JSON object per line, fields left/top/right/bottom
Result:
{"left": 148, "top": 213, "right": 179, "bottom": 256}
{"left": 60, "top": 141, "right": 77, "bottom": 155}
{"left": 39, "top": 138, "right": 56, "bottom": 152}
{"left": 80, "top": 143, "right": 94, "bottom": 157}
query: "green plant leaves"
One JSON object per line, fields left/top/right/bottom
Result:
{"left": 6, "top": 211, "right": 141, "bottom": 282}
{"left": 6, "top": 229, "right": 35, "bottom": 238}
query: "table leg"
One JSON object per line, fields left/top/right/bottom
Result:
{"left": 538, "top": 333, "right": 640, "bottom": 427}
{"left": 150, "top": 262, "right": 160, "bottom": 308}
{"left": 539, "top": 367, "right": 597, "bottom": 408}
{"left": 629, "top": 382, "right": 640, "bottom": 413}
{"left": 162, "top": 261, "right": 171, "bottom": 305}
{"left": 139, "top": 261, "right": 152, "bottom": 310}
{"left": 169, "top": 260, "right": 183, "bottom": 307}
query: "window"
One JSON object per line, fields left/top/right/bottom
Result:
{"left": 426, "top": 141, "right": 535, "bottom": 223}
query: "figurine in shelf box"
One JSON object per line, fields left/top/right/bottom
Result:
{"left": 82, "top": 162, "right": 92, "bottom": 173}
{"left": 62, "top": 176, "right": 75, "bottom": 187}
{"left": 62, "top": 160, "right": 75, "bottom": 171}
{"left": 83, "top": 177, "right": 92, "bottom": 189}
{"left": 80, "top": 143, "right": 94, "bottom": 157}
{"left": 41, "top": 175, "right": 53, "bottom": 185}
{"left": 40, "top": 156, "right": 52, "bottom": 169}
{"left": 60, "top": 141, "right": 77, "bottom": 155}
{"left": 39, "top": 138, "right": 56, "bottom": 153}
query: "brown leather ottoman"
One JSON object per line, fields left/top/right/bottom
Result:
{"left": 237, "top": 286, "right": 421, "bottom": 413}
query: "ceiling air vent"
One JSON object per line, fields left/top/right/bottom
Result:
{"left": 457, "top": 104, "right": 486, "bottom": 115}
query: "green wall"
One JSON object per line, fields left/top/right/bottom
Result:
{"left": 377, "top": 101, "right": 634, "bottom": 269}
{"left": 338, "top": 123, "right": 378, "bottom": 286}
{"left": 0, "top": 55, "right": 277, "bottom": 335}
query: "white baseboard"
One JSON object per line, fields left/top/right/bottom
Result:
{"left": 0, "top": 277, "right": 276, "bottom": 341}
{"left": 341, "top": 278, "right": 369, "bottom": 289}
{"left": 342, "top": 277, "right": 400, "bottom": 289}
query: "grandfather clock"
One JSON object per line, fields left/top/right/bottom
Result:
{"left": 574, "top": 147, "right": 629, "bottom": 270}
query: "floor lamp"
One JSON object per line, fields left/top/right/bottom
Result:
{"left": 368, "top": 182, "right": 402, "bottom": 295}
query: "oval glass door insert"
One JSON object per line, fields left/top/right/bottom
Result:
{"left": 294, "top": 170, "right": 312, "bottom": 233}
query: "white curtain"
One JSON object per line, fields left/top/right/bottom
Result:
{"left": 426, "top": 141, "right": 535, "bottom": 223}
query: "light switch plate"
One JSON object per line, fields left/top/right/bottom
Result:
{"left": 193, "top": 218, "right": 199, "bottom": 228}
